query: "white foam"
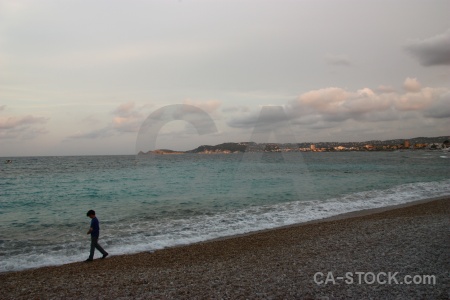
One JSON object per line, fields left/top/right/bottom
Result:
{"left": 79, "top": 180, "right": 450, "bottom": 259}
{"left": 2, "top": 179, "right": 449, "bottom": 273}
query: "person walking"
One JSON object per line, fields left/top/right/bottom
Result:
{"left": 86, "top": 210, "right": 108, "bottom": 262}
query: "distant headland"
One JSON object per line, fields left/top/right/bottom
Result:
{"left": 138, "top": 136, "right": 449, "bottom": 155}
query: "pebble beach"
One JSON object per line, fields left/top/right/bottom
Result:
{"left": 1, "top": 198, "right": 449, "bottom": 299}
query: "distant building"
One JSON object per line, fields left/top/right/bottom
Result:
{"left": 334, "top": 146, "right": 346, "bottom": 151}
{"left": 414, "top": 143, "right": 425, "bottom": 149}
{"left": 404, "top": 140, "right": 410, "bottom": 148}
{"left": 428, "top": 143, "right": 442, "bottom": 149}
{"left": 310, "top": 144, "right": 316, "bottom": 151}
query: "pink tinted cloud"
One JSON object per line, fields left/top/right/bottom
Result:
{"left": 111, "top": 102, "right": 144, "bottom": 133}
{"left": 403, "top": 77, "right": 421, "bottom": 93}
{"left": 228, "top": 79, "right": 448, "bottom": 129}
{"left": 68, "top": 102, "right": 148, "bottom": 139}
{"left": 288, "top": 78, "right": 448, "bottom": 123}
{"left": 0, "top": 115, "right": 48, "bottom": 130}
{"left": 0, "top": 111, "right": 49, "bottom": 139}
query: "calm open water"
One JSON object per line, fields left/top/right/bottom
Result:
{"left": 1, "top": 151, "right": 449, "bottom": 272}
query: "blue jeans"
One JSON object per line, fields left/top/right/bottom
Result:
{"left": 89, "top": 236, "right": 107, "bottom": 259}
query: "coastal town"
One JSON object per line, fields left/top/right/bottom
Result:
{"left": 139, "top": 136, "right": 450, "bottom": 155}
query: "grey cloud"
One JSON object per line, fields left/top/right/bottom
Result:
{"left": 70, "top": 102, "right": 219, "bottom": 141}
{"left": 288, "top": 87, "right": 380, "bottom": 123}
{"left": 423, "top": 93, "right": 450, "bottom": 119}
{"left": 113, "top": 121, "right": 142, "bottom": 133}
{"left": 82, "top": 115, "right": 102, "bottom": 125}
{"left": 113, "top": 102, "right": 138, "bottom": 118}
{"left": 112, "top": 104, "right": 144, "bottom": 133}
{"left": 298, "top": 121, "right": 336, "bottom": 130}
{"left": 290, "top": 114, "right": 323, "bottom": 126}
{"left": 353, "top": 108, "right": 399, "bottom": 123}
{"left": 70, "top": 102, "right": 146, "bottom": 139}
{"left": 67, "top": 127, "right": 113, "bottom": 139}
{"left": 222, "top": 106, "right": 250, "bottom": 113}
{"left": 182, "top": 100, "right": 221, "bottom": 114}
{"left": 376, "top": 86, "right": 397, "bottom": 94}
{"left": 225, "top": 113, "right": 258, "bottom": 129}
{"left": 227, "top": 106, "right": 292, "bottom": 129}
{"left": 0, "top": 114, "right": 49, "bottom": 139}
{"left": 322, "top": 112, "right": 353, "bottom": 123}
{"left": 157, "top": 123, "right": 199, "bottom": 138}
{"left": 325, "top": 54, "right": 352, "bottom": 66}
{"left": 0, "top": 115, "right": 48, "bottom": 130}
{"left": 227, "top": 80, "right": 450, "bottom": 133}
{"left": 0, "top": 131, "right": 17, "bottom": 139}
{"left": 22, "top": 127, "right": 50, "bottom": 140}
{"left": 405, "top": 29, "right": 450, "bottom": 66}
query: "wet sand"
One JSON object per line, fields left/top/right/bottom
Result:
{"left": 1, "top": 198, "right": 449, "bottom": 299}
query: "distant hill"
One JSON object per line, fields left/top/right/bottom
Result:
{"left": 138, "top": 136, "right": 449, "bottom": 154}
{"left": 186, "top": 142, "right": 247, "bottom": 153}
{"left": 138, "top": 149, "right": 184, "bottom": 155}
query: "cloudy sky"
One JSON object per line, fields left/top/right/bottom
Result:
{"left": 1, "top": 0, "right": 449, "bottom": 156}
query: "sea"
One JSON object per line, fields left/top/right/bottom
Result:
{"left": 1, "top": 150, "right": 449, "bottom": 272}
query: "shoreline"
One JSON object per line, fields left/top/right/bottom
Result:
{"left": 2, "top": 196, "right": 447, "bottom": 275}
{"left": 2, "top": 197, "right": 449, "bottom": 298}
{"left": 201, "top": 195, "right": 450, "bottom": 244}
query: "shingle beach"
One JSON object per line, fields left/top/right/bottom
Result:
{"left": 1, "top": 198, "right": 449, "bottom": 299}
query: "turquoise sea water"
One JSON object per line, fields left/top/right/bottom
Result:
{"left": 0, "top": 151, "right": 449, "bottom": 272}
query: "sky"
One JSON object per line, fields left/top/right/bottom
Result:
{"left": 1, "top": 0, "right": 449, "bottom": 156}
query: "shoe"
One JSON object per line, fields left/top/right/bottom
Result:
{"left": 85, "top": 258, "right": 93, "bottom": 262}
{"left": 101, "top": 253, "right": 109, "bottom": 259}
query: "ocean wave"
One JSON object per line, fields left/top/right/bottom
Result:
{"left": 2, "top": 179, "right": 448, "bottom": 273}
